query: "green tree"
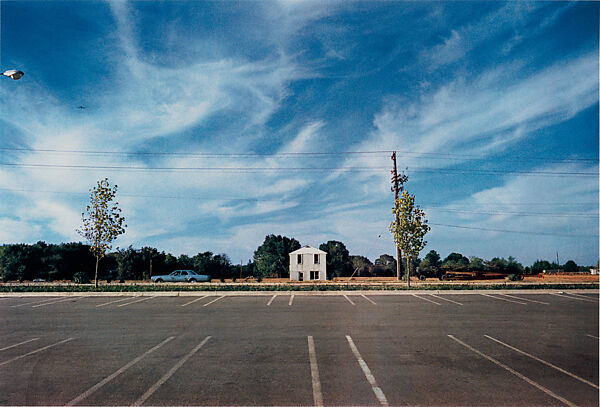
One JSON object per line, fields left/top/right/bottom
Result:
{"left": 442, "top": 253, "right": 470, "bottom": 267}
{"left": 389, "top": 190, "right": 430, "bottom": 286}
{"left": 77, "top": 178, "right": 127, "bottom": 287}
{"left": 530, "top": 260, "right": 552, "bottom": 274}
{"left": 350, "top": 255, "right": 373, "bottom": 277}
{"left": 563, "top": 260, "right": 578, "bottom": 273}
{"left": 319, "top": 240, "right": 352, "bottom": 278}
{"left": 254, "top": 235, "right": 300, "bottom": 279}
{"left": 469, "top": 256, "right": 485, "bottom": 271}
{"left": 374, "top": 254, "right": 396, "bottom": 277}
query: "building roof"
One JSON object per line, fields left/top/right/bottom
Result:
{"left": 289, "top": 245, "right": 328, "bottom": 255}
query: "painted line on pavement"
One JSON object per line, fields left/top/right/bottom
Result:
{"left": 586, "top": 334, "right": 599, "bottom": 340}
{"left": 289, "top": 294, "right": 294, "bottom": 306}
{"left": 65, "top": 336, "right": 175, "bottom": 406}
{"left": 343, "top": 295, "right": 356, "bottom": 305}
{"left": 551, "top": 293, "right": 598, "bottom": 303}
{"left": 11, "top": 297, "right": 60, "bottom": 308}
{"left": 480, "top": 293, "right": 527, "bottom": 305}
{"left": 498, "top": 294, "right": 548, "bottom": 305}
{"left": 267, "top": 294, "right": 277, "bottom": 306}
{"left": 181, "top": 295, "right": 209, "bottom": 307}
{"left": 361, "top": 294, "right": 377, "bottom": 305}
{"left": 429, "top": 294, "right": 463, "bottom": 306}
{"left": 565, "top": 292, "right": 599, "bottom": 302}
{"left": 132, "top": 336, "right": 211, "bottom": 406}
{"left": 448, "top": 335, "right": 576, "bottom": 407}
{"left": 96, "top": 297, "right": 131, "bottom": 308}
{"left": 203, "top": 296, "right": 224, "bottom": 307}
{"left": 0, "top": 337, "right": 75, "bottom": 367}
{"left": 0, "top": 338, "right": 39, "bottom": 352}
{"left": 32, "top": 297, "right": 82, "bottom": 308}
{"left": 307, "top": 336, "right": 323, "bottom": 407}
{"left": 346, "top": 335, "right": 389, "bottom": 406}
{"left": 485, "top": 335, "right": 599, "bottom": 389}
{"left": 412, "top": 294, "right": 441, "bottom": 305}
{"left": 117, "top": 296, "right": 156, "bottom": 307}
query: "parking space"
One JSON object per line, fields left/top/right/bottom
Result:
{"left": 0, "top": 291, "right": 597, "bottom": 406}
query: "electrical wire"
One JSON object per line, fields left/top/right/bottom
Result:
{"left": 0, "top": 146, "right": 597, "bottom": 163}
{"left": 428, "top": 222, "right": 597, "bottom": 238}
{"left": 0, "top": 162, "right": 596, "bottom": 177}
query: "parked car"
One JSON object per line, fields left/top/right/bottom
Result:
{"left": 151, "top": 270, "right": 211, "bottom": 283}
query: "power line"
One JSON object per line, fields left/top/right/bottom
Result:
{"left": 429, "top": 222, "right": 597, "bottom": 238}
{"left": 0, "top": 146, "right": 597, "bottom": 163}
{"left": 426, "top": 208, "right": 598, "bottom": 218}
{"left": 0, "top": 162, "right": 596, "bottom": 177}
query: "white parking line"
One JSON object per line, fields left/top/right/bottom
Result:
{"left": 361, "top": 294, "right": 377, "bottom": 305}
{"left": 289, "top": 294, "right": 294, "bottom": 306}
{"left": 65, "top": 336, "right": 175, "bottom": 406}
{"left": 11, "top": 297, "right": 60, "bottom": 308}
{"left": 96, "top": 297, "right": 131, "bottom": 308}
{"left": 267, "top": 294, "right": 277, "bottom": 306}
{"left": 551, "top": 293, "right": 598, "bottom": 303}
{"left": 32, "top": 297, "right": 82, "bottom": 308}
{"left": 0, "top": 338, "right": 39, "bottom": 352}
{"left": 181, "top": 295, "right": 209, "bottom": 307}
{"left": 307, "top": 336, "right": 323, "bottom": 407}
{"left": 343, "top": 295, "right": 356, "bottom": 305}
{"left": 485, "top": 335, "right": 599, "bottom": 390}
{"left": 448, "top": 335, "right": 576, "bottom": 407}
{"left": 346, "top": 335, "right": 389, "bottom": 406}
{"left": 117, "top": 296, "right": 155, "bottom": 307}
{"left": 0, "top": 337, "right": 75, "bottom": 367}
{"left": 132, "top": 336, "right": 211, "bottom": 406}
{"left": 429, "top": 294, "right": 463, "bottom": 306}
{"left": 498, "top": 294, "right": 549, "bottom": 305}
{"left": 203, "top": 296, "right": 224, "bottom": 307}
{"left": 412, "top": 294, "right": 441, "bottom": 305}
{"left": 480, "top": 293, "right": 527, "bottom": 305}
{"left": 586, "top": 334, "right": 599, "bottom": 340}
{"left": 563, "top": 293, "right": 599, "bottom": 302}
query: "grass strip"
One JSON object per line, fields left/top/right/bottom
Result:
{"left": 0, "top": 283, "right": 597, "bottom": 292}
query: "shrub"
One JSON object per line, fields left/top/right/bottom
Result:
{"left": 72, "top": 272, "right": 91, "bottom": 284}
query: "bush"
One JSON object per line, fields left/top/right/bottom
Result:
{"left": 72, "top": 272, "right": 90, "bottom": 284}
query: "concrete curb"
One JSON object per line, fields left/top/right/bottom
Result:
{"left": 1, "top": 289, "right": 597, "bottom": 297}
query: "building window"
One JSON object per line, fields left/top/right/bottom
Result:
{"left": 297, "top": 254, "right": 302, "bottom": 264}
{"left": 314, "top": 254, "right": 319, "bottom": 264}
{"left": 298, "top": 272, "right": 303, "bottom": 281}
{"left": 310, "top": 271, "right": 319, "bottom": 280}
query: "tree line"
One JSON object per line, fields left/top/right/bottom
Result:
{"left": 0, "top": 236, "right": 592, "bottom": 282}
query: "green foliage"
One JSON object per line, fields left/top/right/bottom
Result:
{"left": 374, "top": 254, "right": 396, "bottom": 276}
{"left": 0, "top": 242, "right": 95, "bottom": 282}
{"left": 319, "top": 240, "right": 352, "bottom": 278}
{"left": 77, "top": 178, "right": 126, "bottom": 260}
{"left": 469, "top": 256, "right": 485, "bottom": 271}
{"left": 563, "top": 260, "right": 578, "bottom": 273}
{"left": 389, "top": 191, "right": 430, "bottom": 277}
{"left": 72, "top": 271, "right": 91, "bottom": 284}
{"left": 253, "top": 235, "right": 301, "bottom": 279}
{"left": 350, "top": 255, "right": 373, "bottom": 276}
{"left": 77, "top": 178, "right": 126, "bottom": 287}
{"left": 530, "top": 260, "right": 552, "bottom": 274}
{"left": 442, "top": 253, "right": 470, "bottom": 267}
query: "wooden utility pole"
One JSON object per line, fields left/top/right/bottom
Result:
{"left": 391, "top": 152, "right": 408, "bottom": 283}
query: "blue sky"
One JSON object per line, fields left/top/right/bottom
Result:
{"left": 0, "top": 0, "right": 597, "bottom": 266}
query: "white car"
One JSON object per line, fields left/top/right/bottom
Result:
{"left": 151, "top": 270, "right": 211, "bottom": 283}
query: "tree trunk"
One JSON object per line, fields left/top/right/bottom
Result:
{"left": 407, "top": 257, "right": 411, "bottom": 289}
{"left": 396, "top": 246, "right": 402, "bottom": 280}
{"left": 95, "top": 255, "right": 99, "bottom": 288}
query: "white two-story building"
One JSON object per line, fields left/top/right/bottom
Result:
{"left": 289, "top": 246, "right": 327, "bottom": 281}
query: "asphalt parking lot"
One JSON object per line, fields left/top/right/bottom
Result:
{"left": 0, "top": 291, "right": 598, "bottom": 406}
